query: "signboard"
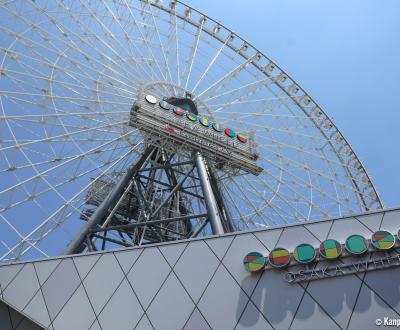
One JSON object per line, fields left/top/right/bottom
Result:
{"left": 244, "top": 228, "right": 400, "bottom": 283}
{"left": 130, "top": 94, "right": 263, "bottom": 175}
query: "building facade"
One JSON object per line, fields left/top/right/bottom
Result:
{"left": 1, "top": 208, "right": 400, "bottom": 329}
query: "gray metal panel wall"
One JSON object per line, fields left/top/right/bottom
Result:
{"left": 0, "top": 208, "right": 399, "bottom": 329}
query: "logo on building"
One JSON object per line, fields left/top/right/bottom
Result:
{"left": 243, "top": 228, "right": 400, "bottom": 283}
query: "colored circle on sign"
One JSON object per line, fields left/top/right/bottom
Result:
{"left": 186, "top": 112, "right": 197, "bottom": 122}
{"left": 224, "top": 127, "right": 235, "bottom": 138}
{"left": 145, "top": 94, "right": 157, "bottom": 104}
{"left": 345, "top": 234, "right": 369, "bottom": 255}
{"left": 159, "top": 100, "right": 171, "bottom": 111}
{"left": 293, "top": 243, "right": 316, "bottom": 264}
{"left": 212, "top": 122, "right": 223, "bottom": 132}
{"left": 199, "top": 117, "right": 210, "bottom": 127}
{"left": 319, "top": 239, "right": 342, "bottom": 259}
{"left": 371, "top": 230, "right": 395, "bottom": 250}
{"left": 173, "top": 106, "right": 185, "bottom": 116}
{"left": 237, "top": 134, "right": 248, "bottom": 143}
{"left": 268, "top": 248, "right": 290, "bottom": 268}
{"left": 243, "top": 252, "right": 265, "bottom": 272}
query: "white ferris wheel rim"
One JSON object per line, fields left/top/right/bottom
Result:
{"left": 0, "top": 0, "right": 382, "bottom": 263}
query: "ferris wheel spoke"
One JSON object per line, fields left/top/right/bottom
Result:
{"left": 120, "top": 0, "right": 173, "bottom": 85}
{"left": 0, "top": 110, "right": 129, "bottom": 121}
{"left": 227, "top": 177, "right": 287, "bottom": 225}
{"left": 0, "top": 24, "right": 138, "bottom": 92}
{"left": 241, "top": 173, "right": 308, "bottom": 221}
{"left": 169, "top": 4, "right": 181, "bottom": 87}
{"left": 182, "top": 16, "right": 204, "bottom": 91}
{"left": 40, "top": 0, "right": 157, "bottom": 85}
{"left": 246, "top": 173, "right": 320, "bottom": 224}
{"left": 0, "top": 144, "right": 137, "bottom": 262}
{"left": 0, "top": 66, "right": 133, "bottom": 108}
{"left": 0, "top": 89, "right": 133, "bottom": 107}
{"left": 207, "top": 78, "right": 280, "bottom": 114}
{"left": 0, "top": 120, "right": 129, "bottom": 153}
{"left": 191, "top": 35, "right": 230, "bottom": 94}
{"left": 0, "top": 142, "right": 129, "bottom": 175}
{"left": 0, "top": 144, "right": 130, "bottom": 213}
{"left": 0, "top": 213, "right": 50, "bottom": 259}
{"left": 142, "top": 1, "right": 178, "bottom": 93}
{"left": 209, "top": 94, "right": 297, "bottom": 113}
{"left": 0, "top": 130, "right": 135, "bottom": 197}
{"left": 219, "top": 180, "right": 250, "bottom": 225}
{"left": 3, "top": 115, "right": 125, "bottom": 138}
{"left": 258, "top": 154, "right": 356, "bottom": 213}
{"left": 197, "top": 54, "right": 258, "bottom": 98}
{"left": 95, "top": 0, "right": 167, "bottom": 83}
{"left": 256, "top": 143, "right": 357, "bottom": 192}
{"left": 204, "top": 77, "right": 272, "bottom": 102}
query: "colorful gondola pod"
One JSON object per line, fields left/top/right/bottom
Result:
{"left": 186, "top": 112, "right": 197, "bottom": 122}
{"left": 159, "top": 100, "right": 172, "bottom": 111}
{"left": 237, "top": 134, "right": 248, "bottom": 143}
{"left": 199, "top": 116, "right": 211, "bottom": 127}
{"left": 173, "top": 106, "right": 185, "bottom": 116}
{"left": 224, "top": 127, "right": 235, "bottom": 138}
{"left": 212, "top": 122, "right": 223, "bottom": 132}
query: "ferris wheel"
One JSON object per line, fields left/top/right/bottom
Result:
{"left": 0, "top": 0, "right": 382, "bottom": 263}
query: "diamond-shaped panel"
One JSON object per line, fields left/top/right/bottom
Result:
{"left": 250, "top": 270, "right": 305, "bottom": 330}
{"left": 253, "top": 228, "right": 283, "bottom": 251}
{"left": 355, "top": 212, "right": 384, "bottom": 232}
{"left": 135, "top": 315, "right": 153, "bottom": 330}
{"left": 147, "top": 272, "right": 194, "bottom": 330}
{"left": 3, "top": 264, "right": 39, "bottom": 311}
{"left": 73, "top": 254, "right": 101, "bottom": 280}
{"left": 33, "top": 259, "right": 61, "bottom": 286}
{"left": 380, "top": 210, "right": 400, "bottom": 232}
{"left": 174, "top": 240, "right": 220, "bottom": 302}
{"left": 97, "top": 278, "right": 144, "bottom": 330}
{"left": 198, "top": 265, "right": 248, "bottom": 329}
{"left": 222, "top": 233, "right": 267, "bottom": 295}
{"left": 126, "top": 247, "right": 171, "bottom": 309}
{"left": 0, "top": 264, "right": 23, "bottom": 295}
{"left": 236, "top": 301, "right": 273, "bottom": 330}
{"left": 41, "top": 258, "right": 81, "bottom": 321}
{"left": 290, "top": 292, "right": 340, "bottom": 330}
{"left": 23, "top": 290, "right": 51, "bottom": 328}
{"left": 158, "top": 242, "right": 188, "bottom": 267}
{"left": 304, "top": 221, "right": 332, "bottom": 242}
{"left": 364, "top": 267, "right": 400, "bottom": 314}
{"left": 205, "top": 235, "right": 234, "bottom": 260}
{"left": 114, "top": 249, "right": 142, "bottom": 274}
{"left": 183, "top": 308, "right": 211, "bottom": 330}
{"left": 306, "top": 273, "right": 362, "bottom": 329}
{"left": 51, "top": 285, "right": 96, "bottom": 330}
{"left": 83, "top": 253, "right": 125, "bottom": 315}
{"left": 328, "top": 218, "right": 374, "bottom": 240}
{"left": 89, "top": 320, "right": 101, "bottom": 330}
{"left": 276, "top": 226, "right": 321, "bottom": 251}
{"left": 347, "top": 283, "right": 400, "bottom": 329}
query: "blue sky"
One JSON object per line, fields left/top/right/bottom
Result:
{"left": 185, "top": 0, "right": 400, "bottom": 208}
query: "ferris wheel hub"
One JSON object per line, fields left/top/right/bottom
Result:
{"left": 129, "top": 86, "right": 263, "bottom": 175}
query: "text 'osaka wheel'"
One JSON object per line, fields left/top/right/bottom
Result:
{"left": 0, "top": 0, "right": 382, "bottom": 262}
